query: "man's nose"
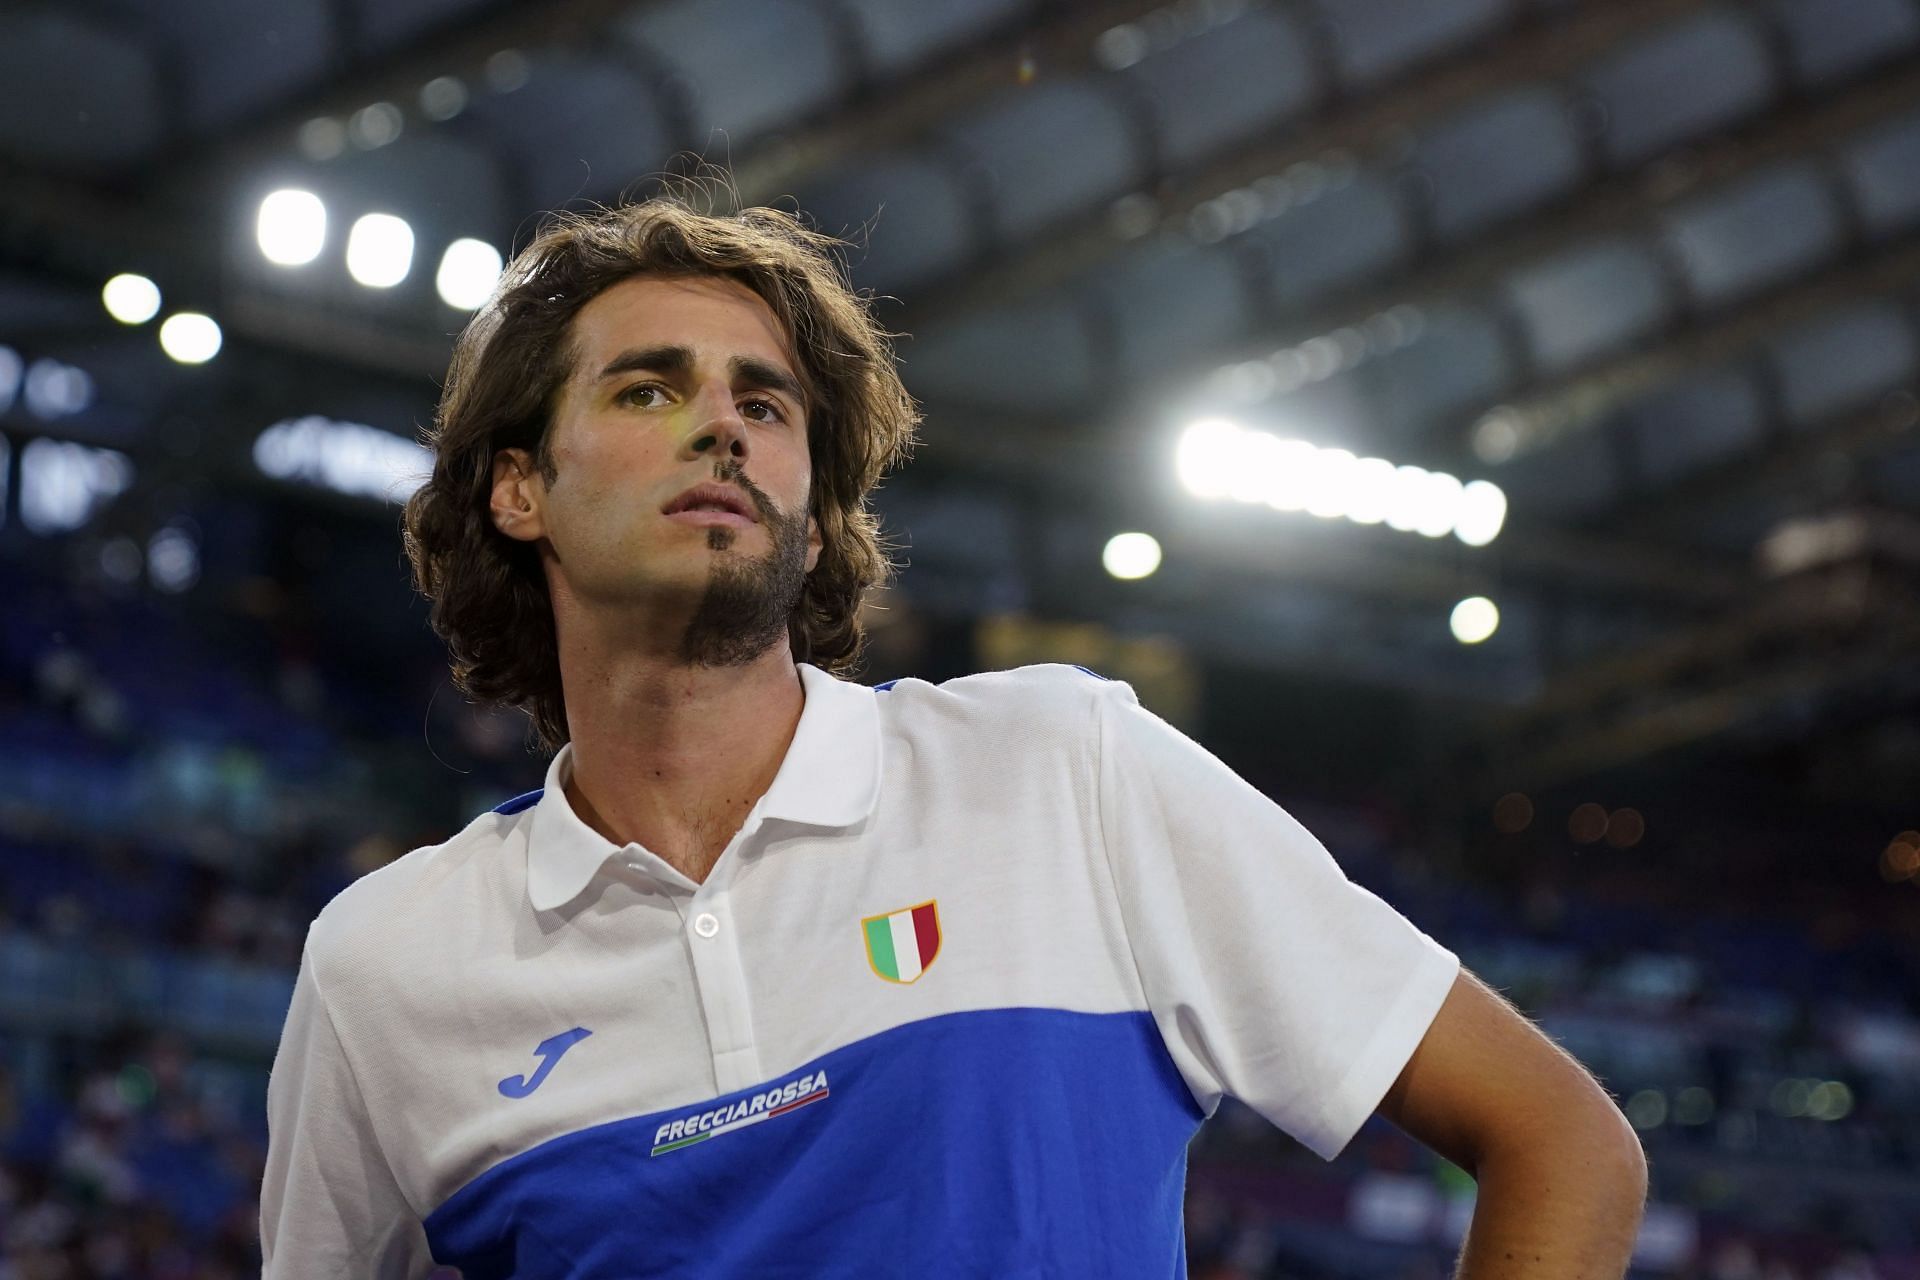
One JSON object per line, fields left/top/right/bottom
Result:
{"left": 683, "top": 388, "right": 749, "bottom": 461}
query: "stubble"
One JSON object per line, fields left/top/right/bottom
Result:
{"left": 676, "top": 458, "right": 811, "bottom": 667}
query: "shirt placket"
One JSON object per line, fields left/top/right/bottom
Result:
{"left": 683, "top": 820, "right": 765, "bottom": 1095}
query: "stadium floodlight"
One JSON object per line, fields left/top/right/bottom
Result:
{"left": 419, "top": 76, "right": 469, "bottom": 121}
{"left": 159, "top": 313, "right": 222, "bottom": 364}
{"left": 19, "top": 438, "right": 133, "bottom": 535}
{"left": 1177, "top": 421, "right": 1506, "bottom": 546}
{"left": 23, "top": 358, "right": 93, "bottom": 418}
{"left": 297, "top": 118, "right": 347, "bottom": 161}
{"left": 1176, "top": 418, "right": 1244, "bottom": 500}
{"left": 1103, "top": 532, "right": 1162, "bottom": 580}
{"left": 0, "top": 345, "right": 20, "bottom": 414}
{"left": 102, "top": 273, "right": 161, "bottom": 324}
{"left": 1231, "top": 430, "right": 1281, "bottom": 505}
{"left": 1303, "top": 447, "right": 1358, "bottom": 520}
{"left": 1344, "top": 456, "right": 1397, "bottom": 526}
{"left": 1450, "top": 596, "right": 1500, "bottom": 645}
{"left": 346, "top": 213, "right": 415, "bottom": 288}
{"left": 257, "top": 189, "right": 327, "bottom": 266}
{"left": 147, "top": 525, "right": 201, "bottom": 594}
{"left": 1411, "top": 470, "right": 1465, "bottom": 539}
{"left": 1261, "top": 438, "right": 1318, "bottom": 512}
{"left": 253, "top": 415, "right": 432, "bottom": 504}
{"left": 348, "top": 102, "right": 403, "bottom": 150}
{"left": 436, "top": 238, "right": 503, "bottom": 310}
{"left": 1383, "top": 465, "right": 1428, "bottom": 533}
{"left": 1454, "top": 479, "right": 1509, "bottom": 548}
{"left": 99, "top": 537, "right": 141, "bottom": 583}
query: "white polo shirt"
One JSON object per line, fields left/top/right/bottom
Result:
{"left": 261, "top": 663, "right": 1458, "bottom": 1278}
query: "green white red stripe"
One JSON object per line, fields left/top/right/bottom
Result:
{"left": 863, "top": 900, "right": 940, "bottom": 983}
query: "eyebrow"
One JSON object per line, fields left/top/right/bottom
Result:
{"left": 595, "top": 344, "right": 807, "bottom": 409}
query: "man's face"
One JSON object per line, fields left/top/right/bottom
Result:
{"left": 492, "top": 274, "right": 822, "bottom": 664}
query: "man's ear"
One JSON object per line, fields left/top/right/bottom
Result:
{"left": 490, "top": 448, "right": 548, "bottom": 543}
{"left": 804, "top": 510, "right": 824, "bottom": 575}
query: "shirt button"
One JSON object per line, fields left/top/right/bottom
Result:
{"left": 693, "top": 912, "right": 720, "bottom": 938}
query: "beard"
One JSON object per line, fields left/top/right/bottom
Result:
{"left": 676, "top": 459, "right": 811, "bottom": 667}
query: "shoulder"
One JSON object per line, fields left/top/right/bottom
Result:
{"left": 873, "top": 663, "right": 1140, "bottom": 739}
{"left": 874, "top": 661, "right": 1138, "bottom": 709}
{"left": 302, "top": 806, "right": 515, "bottom": 987}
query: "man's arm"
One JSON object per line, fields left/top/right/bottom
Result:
{"left": 263, "top": 944, "right": 438, "bottom": 1277}
{"left": 1376, "top": 967, "right": 1648, "bottom": 1279}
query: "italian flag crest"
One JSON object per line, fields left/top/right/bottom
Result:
{"left": 861, "top": 899, "right": 941, "bottom": 984}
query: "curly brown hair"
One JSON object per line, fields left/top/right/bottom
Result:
{"left": 402, "top": 197, "right": 919, "bottom": 753}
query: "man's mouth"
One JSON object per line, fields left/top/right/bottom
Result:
{"left": 663, "top": 482, "right": 759, "bottom": 528}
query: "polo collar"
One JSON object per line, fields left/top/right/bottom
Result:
{"left": 524, "top": 663, "right": 882, "bottom": 912}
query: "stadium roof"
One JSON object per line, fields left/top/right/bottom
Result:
{"left": 3, "top": 0, "right": 1918, "bottom": 804}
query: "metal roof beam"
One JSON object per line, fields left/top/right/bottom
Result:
{"left": 1599, "top": 387, "right": 1920, "bottom": 538}
{"left": 147, "top": 0, "right": 612, "bottom": 191}
{"left": 902, "top": 0, "right": 1713, "bottom": 325}
{"left": 1475, "top": 564, "right": 1920, "bottom": 791}
{"left": 1480, "top": 238, "right": 1920, "bottom": 464}
{"left": 975, "top": 59, "right": 1920, "bottom": 481}
{"left": 721, "top": 0, "right": 1176, "bottom": 210}
{"left": 155, "top": 0, "right": 1181, "bottom": 209}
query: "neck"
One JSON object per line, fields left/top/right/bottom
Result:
{"left": 555, "top": 605, "right": 806, "bottom": 886}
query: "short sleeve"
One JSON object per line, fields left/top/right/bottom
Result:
{"left": 261, "top": 942, "right": 437, "bottom": 1277}
{"left": 1093, "top": 682, "right": 1459, "bottom": 1161}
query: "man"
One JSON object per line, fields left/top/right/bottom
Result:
{"left": 261, "top": 199, "right": 1647, "bottom": 1276}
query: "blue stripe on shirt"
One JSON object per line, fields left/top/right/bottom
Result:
{"left": 424, "top": 1007, "right": 1202, "bottom": 1278}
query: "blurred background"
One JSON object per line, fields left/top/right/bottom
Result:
{"left": 1, "top": 0, "right": 1918, "bottom": 1275}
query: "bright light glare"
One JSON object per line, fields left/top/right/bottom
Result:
{"left": 1454, "top": 479, "right": 1508, "bottom": 547}
{"left": 1345, "top": 457, "right": 1396, "bottom": 525}
{"left": 436, "top": 237, "right": 503, "bottom": 310}
{"left": 1261, "top": 438, "right": 1317, "bottom": 512}
{"left": 102, "top": 273, "right": 161, "bottom": 324}
{"left": 1304, "top": 448, "right": 1357, "bottom": 520}
{"left": 0, "top": 345, "right": 20, "bottom": 414}
{"left": 257, "top": 189, "right": 327, "bottom": 266}
{"left": 19, "top": 438, "right": 133, "bottom": 535}
{"left": 147, "top": 525, "right": 200, "bottom": 593}
{"left": 1103, "top": 531, "right": 1162, "bottom": 580}
{"left": 24, "top": 359, "right": 93, "bottom": 418}
{"left": 253, "top": 414, "right": 432, "bottom": 504}
{"left": 1231, "top": 431, "right": 1281, "bottom": 505}
{"left": 159, "top": 313, "right": 222, "bottom": 364}
{"left": 1179, "top": 420, "right": 1504, "bottom": 546}
{"left": 1412, "top": 470, "right": 1465, "bottom": 539}
{"left": 1450, "top": 596, "right": 1500, "bottom": 645}
{"left": 1176, "top": 418, "right": 1244, "bottom": 499}
{"left": 346, "top": 213, "right": 414, "bottom": 288}
{"left": 1384, "top": 466, "right": 1428, "bottom": 532}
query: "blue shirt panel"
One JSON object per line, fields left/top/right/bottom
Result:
{"left": 423, "top": 1007, "right": 1203, "bottom": 1278}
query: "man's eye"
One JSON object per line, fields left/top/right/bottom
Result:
{"left": 620, "top": 384, "right": 666, "bottom": 407}
{"left": 742, "top": 398, "right": 786, "bottom": 422}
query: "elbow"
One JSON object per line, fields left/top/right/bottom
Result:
{"left": 1476, "top": 1093, "right": 1651, "bottom": 1208}
{"left": 1590, "top": 1086, "right": 1650, "bottom": 1194}
{"left": 1566, "top": 1102, "right": 1652, "bottom": 1214}
{"left": 1614, "top": 1110, "right": 1651, "bottom": 1203}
